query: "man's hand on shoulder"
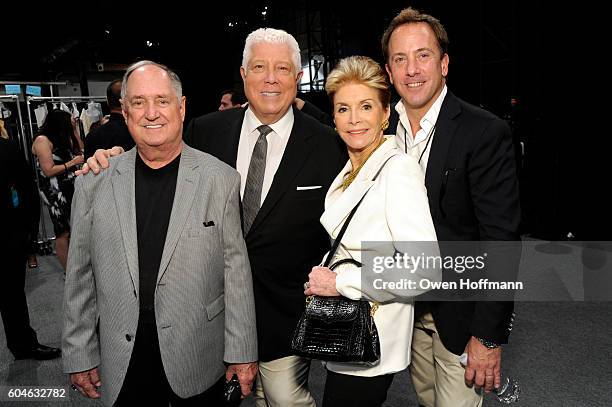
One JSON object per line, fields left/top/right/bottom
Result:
{"left": 226, "top": 362, "right": 258, "bottom": 398}
{"left": 76, "top": 146, "right": 125, "bottom": 176}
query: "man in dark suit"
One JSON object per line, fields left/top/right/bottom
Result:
{"left": 82, "top": 28, "right": 345, "bottom": 406}
{"left": 0, "top": 137, "right": 61, "bottom": 360}
{"left": 84, "top": 79, "right": 134, "bottom": 159}
{"left": 185, "top": 28, "right": 345, "bottom": 406}
{"left": 382, "top": 8, "right": 520, "bottom": 406}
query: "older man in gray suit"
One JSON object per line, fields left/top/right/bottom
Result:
{"left": 62, "top": 60, "right": 258, "bottom": 406}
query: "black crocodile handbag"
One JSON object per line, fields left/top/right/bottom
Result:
{"left": 291, "top": 156, "right": 396, "bottom": 365}
{"left": 291, "top": 258, "right": 380, "bottom": 365}
{"left": 290, "top": 174, "right": 386, "bottom": 365}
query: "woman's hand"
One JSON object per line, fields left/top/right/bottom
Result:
{"left": 305, "top": 266, "right": 340, "bottom": 296}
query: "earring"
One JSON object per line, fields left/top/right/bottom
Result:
{"left": 381, "top": 120, "right": 389, "bottom": 131}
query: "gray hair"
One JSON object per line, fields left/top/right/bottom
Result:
{"left": 121, "top": 60, "right": 183, "bottom": 103}
{"left": 242, "top": 28, "right": 302, "bottom": 74}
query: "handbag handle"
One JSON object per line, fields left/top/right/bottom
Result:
{"left": 329, "top": 258, "right": 362, "bottom": 270}
{"left": 323, "top": 154, "right": 396, "bottom": 268}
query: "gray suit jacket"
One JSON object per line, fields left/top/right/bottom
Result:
{"left": 62, "top": 144, "right": 257, "bottom": 406}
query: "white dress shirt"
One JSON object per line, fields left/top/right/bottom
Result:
{"left": 394, "top": 85, "right": 447, "bottom": 172}
{"left": 236, "top": 107, "right": 294, "bottom": 205}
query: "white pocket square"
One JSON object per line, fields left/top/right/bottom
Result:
{"left": 296, "top": 185, "right": 322, "bottom": 191}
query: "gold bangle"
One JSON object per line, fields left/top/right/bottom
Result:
{"left": 64, "top": 163, "right": 68, "bottom": 172}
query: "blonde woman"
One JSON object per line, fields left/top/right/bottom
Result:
{"left": 304, "top": 56, "right": 439, "bottom": 406}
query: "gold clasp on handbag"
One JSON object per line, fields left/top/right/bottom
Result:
{"left": 306, "top": 295, "right": 314, "bottom": 305}
{"left": 370, "top": 302, "right": 379, "bottom": 316}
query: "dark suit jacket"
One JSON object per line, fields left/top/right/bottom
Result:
{"left": 184, "top": 106, "right": 346, "bottom": 361}
{"left": 389, "top": 91, "right": 520, "bottom": 355}
{"left": 84, "top": 112, "right": 135, "bottom": 159}
{"left": 0, "top": 139, "right": 39, "bottom": 249}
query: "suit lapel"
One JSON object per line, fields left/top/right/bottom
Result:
{"left": 320, "top": 139, "right": 398, "bottom": 238}
{"left": 247, "top": 107, "right": 314, "bottom": 235}
{"left": 425, "top": 92, "right": 461, "bottom": 210}
{"left": 156, "top": 145, "right": 200, "bottom": 285}
{"left": 223, "top": 109, "right": 245, "bottom": 168}
{"left": 111, "top": 149, "right": 139, "bottom": 295}
{"left": 321, "top": 177, "right": 374, "bottom": 239}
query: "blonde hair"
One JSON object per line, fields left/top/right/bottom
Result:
{"left": 325, "top": 56, "right": 391, "bottom": 108}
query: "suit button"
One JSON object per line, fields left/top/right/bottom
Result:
{"left": 125, "top": 334, "right": 132, "bottom": 342}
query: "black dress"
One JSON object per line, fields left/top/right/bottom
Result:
{"left": 36, "top": 147, "right": 76, "bottom": 235}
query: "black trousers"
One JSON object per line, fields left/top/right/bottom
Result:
{"left": 115, "top": 322, "right": 224, "bottom": 407}
{"left": 323, "top": 369, "right": 395, "bottom": 407}
{"left": 0, "top": 246, "right": 38, "bottom": 356}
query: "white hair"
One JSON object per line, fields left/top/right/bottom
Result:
{"left": 121, "top": 60, "right": 183, "bottom": 103}
{"left": 242, "top": 28, "right": 302, "bottom": 74}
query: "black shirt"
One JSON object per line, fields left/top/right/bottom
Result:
{"left": 135, "top": 152, "right": 180, "bottom": 325}
{"left": 84, "top": 112, "right": 135, "bottom": 159}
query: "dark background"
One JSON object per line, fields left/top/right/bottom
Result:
{"left": 1, "top": 1, "right": 604, "bottom": 240}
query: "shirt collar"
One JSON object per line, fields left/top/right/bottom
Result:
{"left": 244, "top": 106, "right": 294, "bottom": 141}
{"left": 395, "top": 85, "right": 448, "bottom": 137}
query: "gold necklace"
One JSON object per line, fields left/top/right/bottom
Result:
{"left": 342, "top": 137, "right": 387, "bottom": 191}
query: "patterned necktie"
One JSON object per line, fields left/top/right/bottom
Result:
{"left": 242, "top": 125, "right": 273, "bottom": 235}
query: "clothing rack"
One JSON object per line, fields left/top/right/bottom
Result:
{"left": 25, "top": 95, "right": 107, "bottom": 152}
{"left": 25, "top": 95, "right": 107, "bottom": 245}
{"left": 0, "top": 81, "right": 67, "bottom": 98}
{"left": 1, "top": 95, "right": 54, "bottom": 252}
{"left": 0, "top": 95, "right": 28, "bottom": 160}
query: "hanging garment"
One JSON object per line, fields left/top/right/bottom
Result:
{"left": 34, "top": 104, "right": 48, "bottom": 127}
{"left": 71, "top": 102, "right": 80, "bottom": 119}
{"left": 80, "top": 108, "right": 92, "bottom": 135}
{"left": 87, "top": 102, "right": 103, "bottom": 121}
{"left": 80, "top": 102, "right": 102, "bottom": 136}
{"left": 0, "top": 102, "right": 12, "bottom": 119}
{"left": 60, "top": 102, "right": 71, "bottom": 114}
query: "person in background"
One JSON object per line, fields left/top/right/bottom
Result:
{"left": 1, "top": 136, "right": 61, "bottom": 360}
{"left": 31, "top": 109, "right": 84, "bottom": 271}
{"left": 1, "top": 119, "right": 39, "bottom": 269}
{"left": 84, "top": 79, "right": 135, "bottom": 159}
{"left": 218, "top": 88, "right": 247, "bottom": 111}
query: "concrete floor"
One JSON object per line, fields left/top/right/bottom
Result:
{"left": 2, "top": 246, "right": 612, "bottom": 406}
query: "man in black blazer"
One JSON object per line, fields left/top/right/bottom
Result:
{"left": 184, "top": 28, "right": 345, "bottom": 406}
{"left": 382, "top": 8, "right": 520, "bottom": 406}
{"left": 84, "top": 79, "right": 135, "bottom": 159}
{"left": 0, "top": 138, "right": 62, "bottom": 361}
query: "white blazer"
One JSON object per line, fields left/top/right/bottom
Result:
{"left": 320, "top": 136, "right": 440, "bottom": 377}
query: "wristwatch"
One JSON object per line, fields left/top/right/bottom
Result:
{"left": 476, "top": 336, "right": 500, "bottom": 349}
